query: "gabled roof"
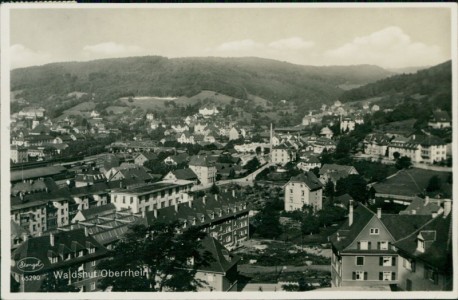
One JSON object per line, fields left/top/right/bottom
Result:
{"left": 79, "top": 203, "right": 117, "bottom": 219}
{"left": 431, "top": 110, "right": 450, "bottom": 123}
{"left": 394, "top": 213, "right": 452, "bottom": 271}
{"left": 399, "top": 197, "right": 441, "bottom": 215}
{"left": 197, "top": 235, "right": 240, "bottom": 274}
{"left": 11, "top": 228, "right": 108, "bottom": 275}
{"left": 287, "top": 172, "right": 323, "bottom": 191}
{"left": 166, "top": 153, "right": 190, "bottom": 165}
{"left": 169, "top": 168, "right": 198, "bottom": 181}
{"left": 189, "top": 155, "right": 215, "bottom": 167}
{"left": 135, "top": 152, "right": 158, "bottom": 161}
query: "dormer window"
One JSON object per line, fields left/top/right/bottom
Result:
{"left": 78, "top": 250, "right": 84, "bottom": 257}
{"left": 50, "top": 256, "right": 58, "bottom": 264}
{"left": 370, "top": 228, "right": 379, "bottom": 235}
{"left": 417, "top": 239, "right": 425, "bottom": 253}
{"left": 200, "top": 216, "right": 205, "bottom": 222}
{"left": 192, "top": 218, "right": 196, "bottom": 225}
{"left": 187, "top": 256, "right": 195, "bottom": 266}
{"left": 88, "top": 247, "right": 95, "bottom": 254}
{"left": 210, "top": 212, "right": 215, "bottom": 219}
{"left": 183, "top": 220, "right": 187, "bottom": 228}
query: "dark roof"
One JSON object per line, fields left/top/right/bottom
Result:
{"left": 399, "top": 197, "right": 441, "bottom": 215}
{"left": 166, "top": 153, "right": 190, "bottom": 165}
{"left": 329, "top": 204, "right": 374, "bottom": 251}
{"left": 334, "top": 194, "right": 353, "bottom": 206}
{"left": 11, "top": 188, "right": 73, "bottom": 210}
{"left": 189, "top": 155, "right": 214, "bottom": 167}
{"left": 320, "top": 164, "right": 356, "bottom": 175}
{"left": 431, "top": 110, "right": 450, "bottom": 123}
{"left": 394, "top": 213, "right": 452, "bottom": 271}
{"left": 11, "top": 228, "right": 108, "bottom": 275}
{"left": 287, "top": 172, "right": 323, "bottom": 191}
{"left": 379, "top": 214, "right": 431, "bottom": 241}
{"left": 135, "top": 152, "right": 158, "bottom": 161}
{"left": 419, "top": 135, "right": 446, "bottom": 146}
{"left": 11, "top": 166, "right": 67, "bottom": 182}
{"left": 170, "top": 168, "right": 198, "bottom": 181}
{"left": 79, "top": 203, "right": 117, "bottom": 219}
{"left": 197, "top": 236, "right": 240, "bottom": 274}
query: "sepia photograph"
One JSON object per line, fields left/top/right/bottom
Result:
{"left": 1, "top": 3, "right": 456, "bottom": 299}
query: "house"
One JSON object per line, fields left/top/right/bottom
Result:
{"left": 105, "top": 165, "right": 154, "bottom": 183}
{"left": 399, "top": 196, "right": 443, "bottom": 216}
{"left": 199, "top": 105, "right": 219, "bottom": 117}
{"left": 228, "top": 127, "right": 242, "bottom": 141}
{"left": 18, "top": 106, "right": 46, "bottom": 118}
{"left": 68, "top": 182, "right": 112, "bottom": 220}
{"left": 143, "top": 189, "right": 249, "bottom": 250}
{"left": 371, "top": 105, "right": 380, "bottom": 112}
{"left": 194, "top": 236, "right": 240, "bottom": 291}
{"left": 172, "top": 123, "right": 189, "bottom": 133}
{"left": 302, "top": 112, "right": 318, "bottom": 126}
{"left": 189, "top": 155, "right": 217, "bottom": 185}
{"left": 418, "top": 135, "right": 447, "bottom": 164}
{"left": 110, "top": 180, "right": 194, "bottom": 214}
{"left": 11, "top": 145, "right": 28, "bottom": 163}
{"left": 11, "top": 220, "right": 30, "bottom": 250}
{"left": 394, "top": 201, "right": 452, "bottom": 291}
{"left": 312, "top": 137, "right": 337, "bottom": 154}
{"left": 164, "top": 153, "right": 190, "bottom": 166}
{"left": 387, "top": 135, "right": 446, "bottom": 164}
{"left": 363, "top": 133, "right": 391, "bottom": 157}
{"left": 194, "top": 122, "right": 209, "bottom": 135}
{"left": 271, "top": 144, "right": 296, "bottom": 166}
{"left": 176, "top": 132, "right": 195, "bottom": 144}
{"left": 428, "top": 110, "right": 451, "bottom": 129}
{"left": 319, "top": 164, "right": 359, "bottom": 185}
{"left": 163, "top": 168, "right": 198, "bottom": 184}
{"left": 296, "top": 155, "right": 321, "bottom": 171}
{"left": 11, "top": 229, "right": 109, "bottom": 292}
{"left": 320, "top": 126, "right": 334, "bottom": 139}
{"left": 284, "top": 172, "right": 323, "bottom": 212}
{"left": 341, "top": 117, "right": 356, "bottom": 133}
{"left": 134, "top": 152, "right": 158, "bottom": 166}
{"left": 329, "top": 203, "right": 432, "bottom": 288}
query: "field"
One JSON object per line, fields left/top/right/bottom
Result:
{"left": 63, "top": 101, "right": 95, "bottom": 112}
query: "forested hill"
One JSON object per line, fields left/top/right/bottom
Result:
{"left": 11, "top": 56, "right": 393, "bottom": 109}
{"left": 340, "top": 60, "right": 452, "bottom": 111}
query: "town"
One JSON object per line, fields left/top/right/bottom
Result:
{"left": 9, "top": 78, "right": 453, "bottom": 293}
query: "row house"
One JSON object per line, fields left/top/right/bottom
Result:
{"left": 284, "top": 172, "right": 323, "bottom": 212}
{"left": 11, "top": 228, "right": 109, "bottom": 292}
{"left": 110, "top": 180, "right": 194, "bottom": 214}
{"left": 11, "top": 189, "right": 71, "bottom": 237}
{"left": 143, "top": 190, "right": 249, "bottom": 250}
{"left": 329, "top": 203, "right": 435, "bottom": 289}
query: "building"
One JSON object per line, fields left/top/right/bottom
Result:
{"left": 134, "top": 152, "right": 158, "bottom": 166}
{"left": 284, "top": 172, "right": 323, "bottom": 212}
{"left": 189, "top": 155, "right": 217, "bottom": 185}
{"left": 143, "top": 189, "right": 249, "bottom": 250}
{"left": 163, "top": 168, "right": 198, "bottom": 184}
{"left": 428, "top": 110, "right": 451, "bottom": 129}
{"left": 228, "top": 127, "right": 241, "bottom": 141}
{"left": 363, "top": 133, "right": 391, "bottom": 157}
{"left": 320, "top": 126, "right": 334, "bottom": 139}
{"left": 296, "top": 155, "right": 321, "bottom": 171}
{"left": 18, "top": 106, "right": 46, "bottom": 119}
{"left": 11, "top": 145, "right": 28, "bottom": 163}
{"left": 163, "top": 153, "right": 190, "bottom": 166}
{"left": 71, "top": 203, "right": 117, "bottom": 223}
{"left": 199, "top": 105, "right": 219, "bottom": 117}
{"left": 11, "top": 228, "right": 109, "bottom": 292}
{"left": 194, "top": 236, "right": 240, "bottom": 291}
{"left": 387, "top": 135, "right": 446, "bottom": 164}
{"left": 419, "top": 136, "right": 447, "bottom": 164}
{"left": 110, "top": 180, "right": 194, "bottom": 214}
{"left": 319, "top": 164, "right": 359, "bottom": 185}
{"left": 329, "top": 203, "right": 432, "bottom": 289}
{"left": 271, "top": 144, "right": 296, "bottom": 166}
{"left": 394, "top": 201, "right": 452, "bottom": 291}
{"left": 105, "top": 165, "right": 154, "bottom": 182}
{"left": 74, "top": 170, "right": 107, "bottom": 188}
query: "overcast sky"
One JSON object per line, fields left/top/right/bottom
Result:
{"left": 10, "top": 7, "right": 452, "bottom": 69}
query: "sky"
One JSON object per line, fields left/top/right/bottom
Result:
{"left": 9, "top": 7, "right": 453, "bottom": 69}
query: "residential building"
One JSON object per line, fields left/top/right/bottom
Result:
{"left": 105, "top": 165, "right": 154, "bottom": 182}
{"left": 164, "top": 153, "right": 190, "bottom": 166}
{"left": 330, "top": 203, "right": 432, "bottom": 289}
{"left": 320, "top": 126, "right": 334, "bottom": 139}
{"left": 199, "top": 105, "right": 219, "bottom": 117}
{"left": 18, "top": 106, "right": 46, "bottom": 119}
{"left": 71, "top": 203, "right": 117, "bottom": 223}
{"left": 193, "top": 236, "right": 240, "bottom": 291}
{"left": 189, "top": 155, "right": 217, "bottom": 185}
{"left": 319, "top": 164, "right": 359, "bottom": 185}
{"left": 284, "top": 172, "right": 323, "bottom": 212}
{"left": 143, "top": 190, "right": 249, "bottom": 250}
{"left": 395, "top": 201, "right": 452, "bottom": 291}
{"left": 363, "top": 133, "right": 391, "bottom": 157}
{"left": 11, "top": 145, "right": 28, "bottom": 163}
{"left": 74, "top": 170, "right": 107, "bottom": 188}
{"left": 228, "top": 127, "right": 241, "bottom": 141}
{"left": 271, "top": 144, "right": 296, "bottom": 166}
{"left": 134, "top": 152, "right": 158, "bottom": 166}
{"left": 388, "top": 135, "right": 447, "bottom": 164}
{"left": 399, "top": 196, "right": 443, "bottom": 216}
{"left": 176, "top": 132, "right": 195, "bottom": 144}
{"left": 428, "top": 110, "right": 451, "bottom": 129}
{"left": 110, "top": 180, "right": 194, "bottom": 214}
{"left": 164, "top": 168, "right": 198, "bottom": 184}
{"left": 11, "top": 228, "right": 109, "bottom": 292}
{"left": 296, "top": 155, "right": 321, "bottom": 172}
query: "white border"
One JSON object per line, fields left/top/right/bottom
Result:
{"left": 1, "top": 2, "right": 457, "bottom": 300}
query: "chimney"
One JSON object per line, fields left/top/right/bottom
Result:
{"left": 142, "top": 210, "right": 146, "bottom": 218}
{"left": 232, "top": 189, "right": 235, "bottom": 197}
{"left": 203, "top": 195, "right": 206, "bottom": 205}
{"left": 443, "top": 200, "right": 451, "bottom": 217}
{"left": 22, "top": 233, "right": 28, "bottom": 242}
{"left": 215, "top": 194, "right": 218, "bottom": 201}
{"left": 153, "top": 209, "right": 158, "bottom": 219}
{"left": 377, "top": 208, "right": 382, "bottom": 219}
{"left": 84, "top": 227, "right": 88, "bottom": 237}
{"left": 424, "top": 196, "right": 430, "bottom": 206}
{"left": 50, "top": 233, "right": 55, "bottom": 246}
{"left": 348, "top": 200, "right": 353, "bottom": 227}
{"left": 119, "top": 181, "right": 123, "bottom": 189}
{"left": 174, "top": 202, "right": 178, "bottom": 213}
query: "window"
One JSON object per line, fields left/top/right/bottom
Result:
{"left": 91, "top": 261, "right": 96, "bottom": 267}
{"left": 88, "top": 247, "right": 95, "bottom": 254}
{"left": 356, "top": 256, "right": 364, "bottom": 266}
{"left": 359, "top": 241, "right": 369, "bottom": 250}
{"left": 380, "top": 256, "right": 396, "bottom": 267}
{"left": 370, "top": 228, "right": 379, "bottom": 235}
{"left": 352, "top": 271, "right": 367, "bottom": 281}
{"left": 379, "top": 272, "right": 396, "bottom": 281}
{"left": 378, "top": 241, "right": 389, "bottom": 250}
{"left": 424, "top": 266, "right": 439, "bottom": 284}
{"left": 417, "top": 239, "right": 425, "bottom": 252}
{"left": 122, "top": 196, "right": 125, "bottom": 204}
{"left": 78, "top": 251, "right": 84, "bottom": 257}
{"left": 91, "top": 282, "right": 96, "bottom": 291}
{"left": 50, "top": 256, "right": 58, "bottom": 263}
{"left": 207, "top": 274, "right": 214, "bottom": 282}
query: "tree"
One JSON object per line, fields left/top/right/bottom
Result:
{"left": 96, "top": 222, "right": 211, "bottom": 292}
{"left": 210, "top": 183, "right": 220, "bottom": 194}
{"left": 393, "top": 151, "right": 401, "bottom": 160}
{"left": 426, "top": 175, "right": 442, "bottom": 192}
{"left": 335, "top": 175, "right": 368, "bottom": 203}
{"left": 324, "top": 180, "right": 335, "bottom": 199}
{"left": 254, "top": 205, "right": 282, "bottom": 239}
{"left": 395, "top": 156, "right": 412, "bottom": 170}
{"left": 245, "top": 157, "right": 261, "bottom": 173}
